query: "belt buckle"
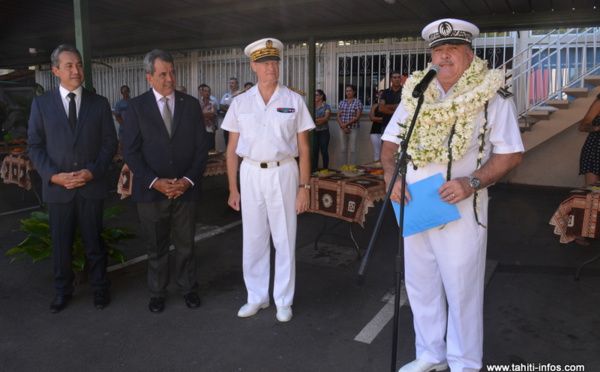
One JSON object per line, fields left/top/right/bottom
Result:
{"left": 260, "top": 162, "right": 268, "bottom": 169}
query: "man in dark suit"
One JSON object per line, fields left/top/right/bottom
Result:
{"left": 122, "top": 49, "right": 209, "bottom": 313}
{"left": 28, "top": 44, "right": 118, "bottom": 313}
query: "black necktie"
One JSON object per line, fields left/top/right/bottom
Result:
{"left": 68, "top": 92, "right": 77, "bottom": 132}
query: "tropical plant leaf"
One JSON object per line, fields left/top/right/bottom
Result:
{"left": 8, "top": 205, "right": 136, "bottom": 270}
{"left": 5, "top": 246, "right": 24, "bottom": 255}
{"left": 19, "top": 220, "right": 50, "bottom": 235}
{"left": 107, "top": 248, "right": 125, "bottom": 263}
{"left": 102, "top": 227, "right": 136, "bottom": 240}
{"left": 16, "top": 234, "right": 47, "bottom": 249}
{"left": 8, "top": 253, "right": 30, "bottom": 262}
{"left": 6, "top": 235, "right": 51, "bottom": 263}
{"left": 103, "top": 205, "right": 124, "bottom": 221}
{"left": 30, "top": 249, "right": 52, "bottom": 262}
{"left": 28, "top": 211, "right": 49, "bottom": 221}
{"left": 6, "top": 247, "right": 30, "bottom": 262}
{"left": 72, "top": 256, "right": 86, "bottom": 272}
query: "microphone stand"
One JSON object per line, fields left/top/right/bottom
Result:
{"left": 357, "top": 92, "right": 425, "bottom": 372}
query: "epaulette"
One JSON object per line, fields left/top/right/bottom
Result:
{"left": 287, "top": 86, "right": 306, "bottom": 96}
{"left": 497, "top": 87, "right": 513, "bottom": 99}
{"left": 232, "top": 87, "right": 249, "bottom": 98}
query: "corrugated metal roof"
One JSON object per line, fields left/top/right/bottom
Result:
{"left": 1, "top": 0, "right": 599, "bottom": 68}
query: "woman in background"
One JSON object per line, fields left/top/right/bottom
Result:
{"left": 579, "top": 93, "right": 600, "bottom": 186}
{"left": 576, "top": 93, "right": 600, "bottom": 246}
{"left": 313, "top": 89, "right": 331, "bottom": 170}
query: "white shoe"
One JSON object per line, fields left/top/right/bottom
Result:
{"left": 276, "top": 306, "right": 293, "bottom": 322}
{"left": 398, "top": 359, "right": 448, "bottom": 372}
{"left": 237, "top": 301, "right": 269, "bottom": 318}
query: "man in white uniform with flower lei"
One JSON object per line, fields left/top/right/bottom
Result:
{"left": 381, "top": 19, "right": 523, "bottom": 372}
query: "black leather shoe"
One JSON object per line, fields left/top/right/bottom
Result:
{"left": 184, "top": 292, "right": 201, "bottom": 309}
{"left": 94, "top": 290, "right": 111, "bottom": 309}
{"left": 148, "top": 297, "right": 165, "bottom": 313}
{"left": 50, "top": 294, "right": 72, "bottom": 313}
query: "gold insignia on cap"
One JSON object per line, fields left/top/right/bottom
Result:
{"left": 422, "top": 18, "right": 479, "bottom": 48}
{"left": 250, "top": 39, "right": 281, "bottom": 62}
{"left": 438, "top": 22, "right": 453, "bottom": 37}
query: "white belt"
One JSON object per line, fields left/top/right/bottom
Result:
{"left": 243, "top": 157, "right": 295, "bottom": 169}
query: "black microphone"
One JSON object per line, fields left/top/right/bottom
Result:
{"left": 412, "top": 65, "right": 440, "bottom": 98}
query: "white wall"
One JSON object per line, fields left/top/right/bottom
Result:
{"left": 506, "top": 123, "right": 587, "bottom": 188}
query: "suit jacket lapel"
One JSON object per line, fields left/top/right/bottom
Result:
{"left": 74, "top": 89, "right": 91, "bottom": 139}
{"left": 51, "top": 89, "right": 69, "bottom": 126}
{"left": 171, "top": 91, "right": 184, "bottom": 136}
{"left": 51, "top": 89, "right": 75, "bottom": 137}
{"left": 144, "top": 89, "right": 171, "bottom": 137}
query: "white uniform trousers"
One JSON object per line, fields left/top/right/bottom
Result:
{"left": 404, "top": 191, "right": 489, "bottom": 372}
{"left": 240, "top": 160, "right": 299, "bottom": 307}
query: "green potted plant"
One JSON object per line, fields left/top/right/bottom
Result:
{"left": 5, "top": 205, "right": 136, "bottom": 271}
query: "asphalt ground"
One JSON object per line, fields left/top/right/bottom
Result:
{"left": 1, "top": 168, "right": 599, "bottom": 372}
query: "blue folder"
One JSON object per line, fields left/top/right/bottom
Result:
{"left": 392, "top": 173, "right": 461, "bottom": 237}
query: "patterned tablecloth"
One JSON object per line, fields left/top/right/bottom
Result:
{"left": 203, "top": 152, "right": 227, "bottom": 177}
{"left": 308, "top": 173, "right": 386, "bottom": 227}
{"left": 117, "top": 152, "right": 227, "bottom": 199}
{"left": 1, "top": 153, "right": 34, "bottom": 190}
{"left": 1, "top": 150, "right": 142, "bottom": 194}
{"left": 549, "top": 189, "right": 600, "bottom": 243}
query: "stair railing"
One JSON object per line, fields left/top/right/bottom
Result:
{"left": 499, "top": 28, "right": 600, "bottom": 117}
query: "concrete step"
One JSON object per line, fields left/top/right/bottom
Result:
{"left": 518, "top": 117, "right": 533, "bottom": 132}
{"left": 564, "top": 88, "right": 589, "bottom": 98}
{"left": 584, "top": 75, "right": 600, "bottom": 86}
{"left": 546, "top": 100, "right": 569, "bottom": 109}
{"left": 521, "top": 85, "right": 600, "bottom": 153}
{"left": 525, "top": 110, "right": 552, "bottom": 121}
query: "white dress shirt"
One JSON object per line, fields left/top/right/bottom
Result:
{"left": 58, "top": 85, "right": 83, "bottom": 119}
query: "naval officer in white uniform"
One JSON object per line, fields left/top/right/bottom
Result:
{"left": 381, "top": 19, "right": 523, "bottom": 372}
{"left": 221, "top": 38, "right": 315, "bottom": 323}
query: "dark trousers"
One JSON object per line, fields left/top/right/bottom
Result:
{"left": 223, "top": 130, "right": 229, "bottom": 147}
{"left": 48, "top": 194, "right": 109, "bottom": 295}
{"left": 207, "top": 132, "right": 216, "bottom": 151}
{"left": 137, "top": 198, "right": 198, "bottom": 296}
{"left": 313, "top": 130, "right": 330, "bottom": 169}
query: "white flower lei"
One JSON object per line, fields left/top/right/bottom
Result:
{"left": 397, "top": 57, "right": 504, "bottom": 168}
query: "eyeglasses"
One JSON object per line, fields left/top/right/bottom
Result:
{"left": 121, "top": 90, "right": 130, "bottom": 93}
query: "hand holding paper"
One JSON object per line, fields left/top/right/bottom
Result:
{"left": 392, "top": 173, "right": 461, "bottom": 237}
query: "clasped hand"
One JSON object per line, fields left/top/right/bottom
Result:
{"left": 153, "top": 178, "right": 190, "bottom": 199}
{"left": 51, "top": 170, "right": 93, "bottom": 189}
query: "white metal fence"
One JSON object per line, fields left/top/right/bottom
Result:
{"left": 34, "top": 29, "right": 600, "bottom": 115}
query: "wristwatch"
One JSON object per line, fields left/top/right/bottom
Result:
{"left": 299, "top": 184, "right": 311, "bottom": 189}
{"left": 469, "top": 177, "right": 482, "bottom": 191}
